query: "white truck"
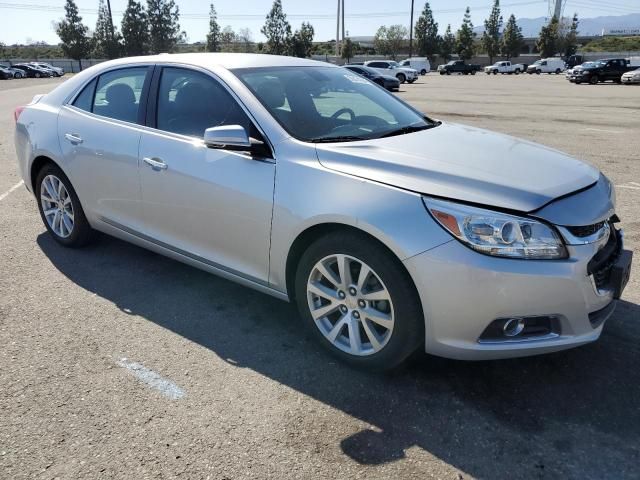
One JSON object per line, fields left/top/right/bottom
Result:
{"left": 400, "top": 57, "right": 431, "bottom": 75}
{"left": 527, "top": 58, "right": 565, "bottom": 74}
{"left": 484, "top": 61, "right": 526, "bottom": 75}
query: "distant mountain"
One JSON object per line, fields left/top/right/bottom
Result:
{"left": 473, "top": 13, "right": 640, "bottom": 38}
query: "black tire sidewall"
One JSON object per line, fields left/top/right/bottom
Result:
{"left": 294, "top": 232, "right": 424, "bottom": 371}
{"left": 35, "top": 163, "right": 93, "bottom": 247}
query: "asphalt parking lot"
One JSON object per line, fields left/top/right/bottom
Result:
{"left": 1, "top": 73, "right": 639, "bottom": 479}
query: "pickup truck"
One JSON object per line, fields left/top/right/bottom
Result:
{"left": 437, "top": 60, "right": 482, "bottom": 75}
{"left": 569, "top": 58, "right": 639, "bottom": 84}
{"left": 484, "top": 61, "right": 526, "bottom": 75}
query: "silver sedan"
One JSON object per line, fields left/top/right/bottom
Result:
{"left": 14, "top": 54, "right": 633, "bottom": 370}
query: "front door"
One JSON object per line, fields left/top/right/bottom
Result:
{"left": 138, "top": 66, "right": 275, "bottom": 284}
{"left": 57, "top": 66, "right": 151, "bottom": 229}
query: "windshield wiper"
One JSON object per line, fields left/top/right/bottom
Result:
{"left": 310, "top": 135, "right": 369, "bottom": 143}
{"left": 378, "top": 122, "right": 439, "bottom": 138}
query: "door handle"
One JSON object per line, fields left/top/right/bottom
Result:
{"left": 64, "top": 133, "right": 83, "bottom": 144}
{"left": 143, "top": 157, "right": 168, "bottom": 171}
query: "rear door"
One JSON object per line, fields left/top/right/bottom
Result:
{"left": 137, "top": 66, "right": 275, "bottom": 283}
{"left": 57, "top": 66, "right": 152, "bottom": 229}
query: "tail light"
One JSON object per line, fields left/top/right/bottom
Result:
{"left": 14, "top": 106, "right": 25, "bottom": 123}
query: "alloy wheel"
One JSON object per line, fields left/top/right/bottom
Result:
{"left": 306, "top": 254, "right": 394, "bottom": 356}
{"left": 40, "top": 174, "right": 74, "bottom": 238}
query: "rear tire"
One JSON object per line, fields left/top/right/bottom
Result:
{"left": 589, "top": 75, "right": 599, "bottom": 85}
{"left": 35, "top": 163, "right": 94, "bottom": 248}
{"left": 294, "top": 231, "right": 424, "bottom": 371}
{"left": 35, "top": 72, "right": 41, "bottom": 78}
{"left": 420, "top": 69, "right": 427, "bottom": 75}
{"left": 470, "top": 70, "right": 476, "bottom": 75}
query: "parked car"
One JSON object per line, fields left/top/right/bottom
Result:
{"left": 437, "top": 60, "right": 481, "bottom": 75}
{"left": 12, "top": 64, "right": 52, "bottom": 78}
{"left": 484, "top": 61, "right": 526, "bottom": 75}
{"left": 570, "top": 58, "right": 637, "bottom": 84}
{"left": 527, "top": 58, "right": 565, "bottom": 74}
{"left": 621, "top": 67, "right": 640, "bottom": 84}
{"left": 0, "top": 63, "right": 25, "bottom": 78}
{"left": 0, "top": 66, "right": 14, "bottom": 79}
{"left": 14, "top": 53, "right": 632, "bottom": 370}
{"left": 30, "top": 62, "right": 64, "bottom": 77}
{"left": 363, "top": 60, "right": 419, "bottom": 84}
{"left": 565, "top": 54, "right": 584, "bottom": 69}
{"left": 400, "top": 57, "right": 430, "bottom": 75}
{"left": 344, "top": 65, "right": 400, "bottom": 91}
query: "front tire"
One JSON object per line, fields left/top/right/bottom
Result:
{"left": 589, "top": 75, "right": 599, "bottom": 85}
{"left": 396, "top": 73, "right": 406, "bottom": 83}
{"left": 420, "top": 69, "right": 427, "bottom": 75}
{"left": 295, "top": 232, "right": 424, "bottom": 371}
{"left": 35, "top": 163, "right": 94, "bottom": 247}
{"left": 35, "top": 72, "right": 41, "bottom": 78}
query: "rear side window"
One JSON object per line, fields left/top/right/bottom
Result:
{"left": 72, "top": 78, "right": 97, "bottom": 112}
{"left": 156, "top": 67, "right": 253, "bottom": 138}
{"left": 92, "top": 67, "right": 148, "bottom": 123}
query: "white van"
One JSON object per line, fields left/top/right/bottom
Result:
{"left": 527, "top": 58, "right": 565, "bottom": 74}
{"left": 400, "top": 57, "right": 430, "bottom": 75}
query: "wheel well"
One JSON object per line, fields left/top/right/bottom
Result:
{"left": 30, "top": 156, "right": 56, "bottom": 192}
{"left": 285, "top": 223, "right": 411, "bottom": 302}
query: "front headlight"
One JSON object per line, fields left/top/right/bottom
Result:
{"left": 424, "top": 198, "right": 567, "bottom": 259}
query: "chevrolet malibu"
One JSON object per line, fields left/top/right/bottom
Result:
{"left": 14, "top": 54, "right": 633, "bottom": 370}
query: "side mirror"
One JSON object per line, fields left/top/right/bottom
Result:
{"left": 204, "top": 125, "right": 251, "bottom": 149}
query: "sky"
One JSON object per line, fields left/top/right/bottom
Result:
{"left": 1, "top": 0, "right": 639, "bottom": 45}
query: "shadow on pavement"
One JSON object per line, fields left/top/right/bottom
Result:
{"left": 38, "top": 232, "right": 640, "bottom": 479}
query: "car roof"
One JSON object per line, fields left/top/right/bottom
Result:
{"left": 96, "top": 53, "right": 335, "bottom": 71}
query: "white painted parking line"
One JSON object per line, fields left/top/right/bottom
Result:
{"left": 0, "top": 180, "right": 24, "bottom": 202}
{"left": 117, "top": 358, "right": 185, "bottom": 400}
{"left": 618, "top": 184, "right": 640, "bottom": 191}
{"left": 585, "top": 128, "right": 622, "bottom": 134}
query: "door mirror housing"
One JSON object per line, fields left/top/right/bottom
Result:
{"left": 204, "top": 125, "right": 251, "bottom": 149}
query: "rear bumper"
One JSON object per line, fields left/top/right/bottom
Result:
{"left": 403, "top": 237, "right": 624, "bottom": 360}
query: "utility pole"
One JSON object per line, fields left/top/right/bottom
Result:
{"left": 409, "top": 0, "right": 414, "bottom": 58}
{"left": 341, "top": 0, "right": 345, "bottom": 48}
{"left": 336, "top": 0, "right": 340, "bottom": 57}
{"left": 105, "top": 0, "right": 115, "bottom": 41}
{"left": 552, "top": 0, "right": 563, "bottom": 20}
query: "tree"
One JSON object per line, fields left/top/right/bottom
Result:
{"left": 341, "top": 37, "right": 354, "bottom": 63}
{"left": 261, "top": 0, "right": 292, "bottom": 55}
{"left": 501, "top": 14, "right": 523, "bottom": 59}
{"left": 290, "top": 22, "right": 314, "bottom": 58}
{"left": 147, "top": 0, "right": 183, "bottom": 53}
{"left": 237, "top": 28, "right": 253, "bottom": 53}
{"left": 536, "top": 16, "right": 559, "bottom": 58}
{"left": 374, "top": 24, "right": 408, "bottom": 60}
{"left": 93, "top": 0, "right": 121, "bottom": 59}
{"left": 55, "top": 0, "right": 91, "bottom": 70}
{"left": 220, "top": 26, "right": 236, "bottom": 52}
{"left": 414, "top": 2, "right": 439, "bottom": 62}
{"left": 561, "top": 13, "right": 579, "bottom": 57}
{"left": 456, "top": 7, "right": 476, "bottom": 61}
{"left": 440, "top": 24, "right": 456, "bottom": 61}
{"left": 481, "top": 0, "right": 502, "bottom": 64}
{"left": 206, "top": 3, "right": 221, "bottom": 52}
{"left": 121, "top": 0, "right": 148, "bottom": 56}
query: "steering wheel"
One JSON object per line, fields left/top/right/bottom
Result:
{"left": 331, "top": 108, "right": 356, "bottom": 121}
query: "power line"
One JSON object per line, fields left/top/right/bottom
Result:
{"left": 0, "top": 0, "right": 549, "bottom": 20}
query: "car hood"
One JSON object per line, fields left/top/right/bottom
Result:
{"left": 314, "top": 122, "right": 599, "bottom": 213}
{"left": 380, "top": 75, "right": 399, "bottom": 82}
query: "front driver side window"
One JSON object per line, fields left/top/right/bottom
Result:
{"left": 156, "top": 67, "right": 252, "bottom": 138}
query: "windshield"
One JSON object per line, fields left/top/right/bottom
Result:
{"left": 234, "top": 66, "right": 437, "bottom": 143}
{"left": 388, "top": 61, "right": 400, "bottom": 67}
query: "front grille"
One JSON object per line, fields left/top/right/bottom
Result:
{"left": 587, "top": 224, "right": 620, "bottom": 290}
{"left": 567, "top": 221, "right": 606, "bottom": 238}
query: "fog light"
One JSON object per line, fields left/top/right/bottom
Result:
{"left": 503, "top": 317, "right": 525, "bottom": 337}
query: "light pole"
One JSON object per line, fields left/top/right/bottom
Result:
{"left": 409, "top": 0, "right": 415, "bottom": 58}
